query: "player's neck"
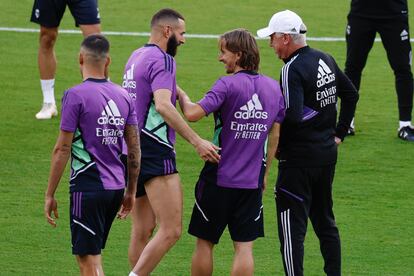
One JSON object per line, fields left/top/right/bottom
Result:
{"left": 233, "top": 66, "right": 244, "bottom": 74}
{"left": 148, "top": 36, "right": 167, "bottom": 52}
{"left": 82, "top": 68, "right": 106, "bottom": 81}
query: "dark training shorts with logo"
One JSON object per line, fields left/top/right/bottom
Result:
{"left": 122, "top": 134, "right": 178, "bottom": 198}
{"left": 30, "top": 0, "right": 100, "bottom": 28}
{"left": 70, "top": 189, "right": 123, "bottom": 255}
{"left": 188, "top": 177, "right": 264, "bottom": 244}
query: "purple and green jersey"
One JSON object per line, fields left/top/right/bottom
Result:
{"left": 60, "top": 78, "right": 137, "bottom": 192}
{"left": 198, "top": 71, "right": 285, "bottom": 189}
{"left": 122, "top": 44, "right": 177, "bottom": 150}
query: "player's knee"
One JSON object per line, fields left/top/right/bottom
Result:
{"left": 393, "top": 66, "right": 413, "bottom": 80}
{"left": 39, "top": 29, "right": 58, "bottom": 50}
{"left": 163, "top": 225, "right": 182, "bottom": 246}
{"left": 314, "top": 224, "right": 340, "bottom": 240}
{"left": 77, "top": 255, "right": 101, "bottom": 275}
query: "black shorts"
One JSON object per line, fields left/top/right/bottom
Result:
{"left": 122, "top": 134, "right": 178, "bottom": 198}
{"left": 70, "top": 189, "right": 123, "bottom": 256}
{"left": 188, "top": 179, "right": 264, "bottom": 244}
{"left": 30, "top": 0, "right": 100, "bottom": 28}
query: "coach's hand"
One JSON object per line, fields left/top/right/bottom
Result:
{"left": 195, "top": 139, "right": 221, "bottom": 163}
{"left": 117, "top": 192, "right": 135, "bottom": 219}
{"left": 45, "top": 196, "right": 58, "bottom": 227}
{"left": 335, "top": 136, "right": 342, "bottom": 145}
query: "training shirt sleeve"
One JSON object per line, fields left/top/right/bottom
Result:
{"left": 126, "top": 97, "right": 138, "bottom": 126}
{"left": 280, "top": 65, "right": 304, "bottom": 124}
{"left": 334, "top": 60, "right": 359, "bottom": 140}
{"left": 197, "top": 78, "right": 227, "bottom": 115}
{"left": 149, "top": 56, "right": 175, "bottom": 94}
{"left": 60, "top": 90, "right": 82, "bottom": 132}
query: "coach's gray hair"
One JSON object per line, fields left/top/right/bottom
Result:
{"left": 290, "top": 23, "right": 307, "bottom": 45}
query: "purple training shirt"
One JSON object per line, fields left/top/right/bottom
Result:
{"left": 198, "top": 71, "right": 285, "bottom": 189}
{"left": 61, "top": 78, "right": 137, "bottom": 192}
{"left": 122, "top": 44, "right": 177, "bottom": 149}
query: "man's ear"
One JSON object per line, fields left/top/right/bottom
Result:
{"left": 105, "top": 55, "right": 111, "bottom": 67}
{"left": 163, "top": 25, "right": 172, "bottom": 38}
{"left": 79, "top": 52, "right": 84, "bottom": 65}
{"left": 283, "top": 34, "right": 290, "bottom": 45}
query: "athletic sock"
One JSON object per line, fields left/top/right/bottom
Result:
{"left": 128, "top": 272, "right": 138, "bottom": 276}
{"left": 399, "top": 121, "right": 412, "bottom": 130}
{"left": 350, "top": 118, "right": 355, "bottom": 129}
{"left": 40, "top": 79, "right": 55, "bottom": 104}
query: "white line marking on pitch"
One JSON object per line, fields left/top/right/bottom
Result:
{"left": 2, "top": 26, "right": 410, "bottom": 42}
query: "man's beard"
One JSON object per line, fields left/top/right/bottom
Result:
{"left": 167, "top": 34, "right": 179, "bottom": 57}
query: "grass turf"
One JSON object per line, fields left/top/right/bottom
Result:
{"left": 0, "top": 0, "right": 413, "bottom": 275}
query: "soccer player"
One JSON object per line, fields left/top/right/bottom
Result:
{"left": 31, "top": 0, "right": 101, "bottom": 119}
{"left": 122, "top": 9, "right": 220, "bottom": 276}
{"left": 257, "top": 10, "right": 358, "bottom": 276}
{"left": 344, "top": 0, "right": 414, "bottom": 141}
{"left": 44, "top": 34, "right": 140, "bottom": 276}
{"left": 178, "top": 29, "right": 285, "bottom": 276}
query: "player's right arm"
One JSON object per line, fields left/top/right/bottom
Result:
{"left": 177, "top": 85, "right": 206, "bottom": 122}
{"left": 44, "top": 130, "right": 74, "bottom": 227}
{"left": 154, "top": 89, "right": 220, "bottom": 163}
{"left": 280, "top": 66, "right": 304, "bottom": 124}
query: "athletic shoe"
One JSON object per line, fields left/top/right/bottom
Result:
{"left": 346, "top": 127, "right": 355, "bottom": 136}
{"left": 35, "top": 103, "right": 58, "bottom": 119}
{"left": 397, "top": 126, "right": 414, "bottom": 142}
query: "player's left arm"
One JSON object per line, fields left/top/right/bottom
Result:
{"left": 44, "top": 130, "right": 74, "bottom": 227}
{"left": 177, "top": 85, "right": 206, "bottom": 122}
{"left": 263, "top": 123, "right": 281, "bottom": 191}
{"left": 118, "top": 124, "right": 141, "bottom": 219}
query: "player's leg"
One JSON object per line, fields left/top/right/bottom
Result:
{"left": 128, "top": 195, "right": 156, "bottom": 267}
{"left": 378, "top": 17, "right": 414, "bottom": 138}
{"left": 71, "top": 190, "right": 123, "bottom": 275}
{"left": 191, "top": 238, "right": 215, "bottom": 276}
{"left": 76, "top": 254, "right": 104, "bottom": 276}
{"left": 31, "top": 0, "right": 64, "bottom": 119}
{"left": 344, "top": 16, "right": 376, "bottom": 91}
{"left": 188, "top": 178, "right": 229, "bottom": 276}
{"left": 228, "top": 187, "right": 264, "bottom": 276}
{"left": 68, "top": 0, "right": 101, "bottom": 37}
{"left": 309, "top": 165, "right": 341, "bottom": 276}
{"left": 275, "top": 167, "right": 312, "bottom": 276}
{"left": 132, "top": 174, "right": 183, "bottom": 276}
{"left": 79, "top": 24, "right": 101, "bottom": 37}
{"left": 231, "top": 241, "right": 254, "bottom": 276}
{"left": 38, "top": 26, "right": 58, "bottom": 82}
{"left": 344, "top": 16, "right": 377, "bottom": 133}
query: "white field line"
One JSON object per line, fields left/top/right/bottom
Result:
{"left": 2, "top": 26, "right": 413, "bottom": 42}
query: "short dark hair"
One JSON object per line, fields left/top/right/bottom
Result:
{"left": 80, "top": 34, "right": 109, "bottom": 63}
{"left": 220, "top": 29, "right": 260, "bottom": 71}
{"left": 150, "top": 8, "right": 184, "bottom": 28}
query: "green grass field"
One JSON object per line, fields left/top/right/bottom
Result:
{"left": 1, "top": 0, "right": 414, "bottom": 275}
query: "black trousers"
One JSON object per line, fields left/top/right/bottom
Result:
{"left": 275, "top": 165, "right": 341, "bottom": 276}
{"left": 344, "top": 15, "right": 413, "bottom": 121}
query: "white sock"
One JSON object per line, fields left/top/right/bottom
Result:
{"left": 350, "top": 118, "right": 355, "bottom": 129}
{"left": 128, "top": 272, "right": 138, "bottom": 276}
{"left": 399, "top": 121, "right": 412, "bottom": 130}
{"left": 40, "top": 79, "right": 55, "bottom": 104}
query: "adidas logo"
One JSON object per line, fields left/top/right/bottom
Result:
{"left": 401, "top": 30, "right": 408, "bottom": 41}
{"left": 97, "top": 100, "right": 125, "bottom": 126}
{"left": 122, "top": 64, "right": 136, "bottom": 89}
{"left": 316, "top": 59, "right": 335, "bottom": 88}
{"left": 234, "top": 93, "right": 268, "bottom": 120}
